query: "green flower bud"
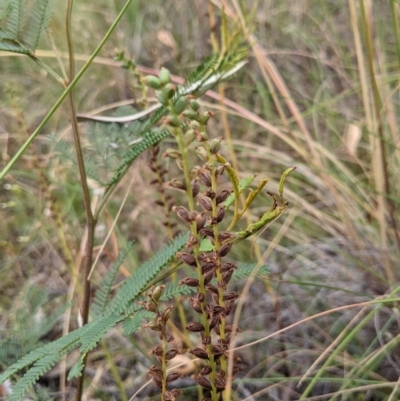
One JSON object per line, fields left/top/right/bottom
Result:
{"left": 173, "top": 96, "right": 187, "bottom": 114}
{"left": 209, "top": 138, "right": 221, "bottom": 154}
{"left": 183, "top": 129, "right": 196, "bottom": 146}
{"left": 144, "top": 75, "right": 162, "bottom": 89}
{"left": 159, "top": 67, "right": 171, "bottom": 84}
{"left": 182, "top": 110, "right": 198, "bottom": 120}
{"left": 152, "top": 285, "right": 165, "bottom": 302}
{"left": 195, "top": 146, "right": 209, "bottom": 162}
{"left": 190, "top": 99, "right": 200, "bottom": 111}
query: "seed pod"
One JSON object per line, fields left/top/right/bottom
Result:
{"left": 199, "top": 171, "right": 212, "bottom": 187}
{"left": 189, "top": 297, "right": 203, "bottom": 313}
{"left": 155, "top": 89, "right": 169, "bottom": 106}
{"left": 200, "top": 366, "right": 212, "bottom": 375}
{"left": 164, "top": 115, "right": 181, "bottom": 127}
{"left": 150, "top": 346, "right": 163, "bottom": 356}
{"left": 151, "top": 285, "right": 165, "bottom": 302}
{"left": 196, "top": 130, "right": 209, "bottom": 141}
{"left": 216, "top": 205, "right": 225, "bottom": 223}
{"left": 173, "top": 206, "right": 196, "bottom": 222}
{"left": 174, "top": 96, "right": 187, "bottom": 114}
{"left": 199, "top": 227, "right": 214, "bottom": 238}
{"left": 192, "top": 179, "right": 200, "bottom": 198}
{"left": 190, "top": 99, "right": 200, "bottom": 111}
{"left": 166, "top": 372, "right": 181, "bottom": 383}
{"left": 179, "top": 277, "right": 200, "bottom": 287}
{"left": 164, "top": 389, "right": 183, "bottom": 401}
{"left": 212, "top": 345, "right": 225, "bottom": 356}
{"left": 204, "top": 189, "right": 216, "bottom": 199}
{"left": 147, "top": 321, "right": 162, "bottom": 331}
{"left": 215, "top": 376, "right": 226, "bottom": 391}
{"left": 215, "top": 189, "right": 232, "bottom": 204}
{"left": 189, "top": 347, "right": 209, "bottom": 360}
{"left": 163, "top": 148, "right": 181, "bottom": 159}
{"left": 168, "top": 179, "right": 186, "bottom": 190}
{"left": 165, "top": 349, "right": 180, "bottom": 360}
{"left": 190, "top": 120, "right": 201, "bottom": 130}
{"left": 205, "top": 284, "right": 218, "bottom": 296}
{"left": 145, "top": 75, "right": 162, "bottom": 89}
{"left": 182, "top": 110, "right": 198, "bottom": 120}
{"left": 222, "top": 268, "right": 235, "bottom": 284}
{"left": 218, "top": 231, "right": 234, "bottom": 242}
{"left": 203, "top": 269, "right": 214, "bottom": 285}
{"left": 193, "top": 374, "right": 212, "bottom": 390}
{"left": 200, "top": 332, "right": 211, "bottom": 345}
{"left": 215, "top": 164, "right": 226, "bottom": 177}
{"left": 186, "top": 322, "right": 205, "bottom": 332}
{"left": 162, "top": 306, "right": 173, "bottom": 322}
{"left": 159, "top": 67, "right": 171, "bottom": 84}
{"left": 195, "top": 213, "right": 207, "bottom": 231}
{"left": 218, "top": 242, "right": 232, "bottom": 257}
{"left": 209, "top": 138, "right": 221, "bottom": 154}
{"left": 197, "top": 196, "right": 213, "bottom": 211}
{"left": 195, "top": 146, "right": 209, "bottom": 162}
{"left": 183, "top": 129, "right": 196, "bottom": 146}
{"left": 177, "top": 252, "right": 197, "bottom": 266}
{"left": 223, "top": 292, "right": 239, "bottom": 302}
{"left": 221, "top": 262, "right": 237, "bottom": 272}
{"left": 198, "top": 111, "right": 213, "bottom": 125}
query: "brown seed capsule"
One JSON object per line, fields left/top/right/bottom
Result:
{"left": 203, "top": 269, "right": 215, "bottom": 285}
{"left": 193, "top": 374, "right": 212, "bottom": 390}
{"left": 223, "top": 292, "right": 239, "bottom": 302}
{"left": 173, "top": 206, "right": 196, "bottom": 222}
{"left": 147, "top": 321, "right": 162, "bottom": 331}
{"left": 200, "top": 366, "right": 212, "bottom": 375}
{"left": 205, "top": 284, "right": 218, "bottom": 296}
{"left": 199, "top": 227, "right": 215, "bottom": 238}
{"left": 199, "top": 172, "right": 212, "bottom": 187}
{"left": 192, "top": 179, "right": 200, "bottom": 198}
{"left": 189, "top": 347, "right": 209, "bottom": 360}
{"left": 150, "top": 345, "right": 163, "bottom": 356}
{"left": 222, "top": 268, "right": 235, "bottom": 284}
{"left": 162, "top": 306, "right": 173, "bottom": 322}
{"left": 189, "top": 297, "right": 203, "bottom": 314}
{"left": 195, "top": 146, "right": 209, "bottom": 162}
{"left": 221, "top": 262, "right": 237, "bottom": 272}
{"left": 177, "top": 252, "right": 197, "bottom": 266}
{"left": 165, "top": 349, "right": 180, "bottom": 360}
{"left": 168, "top": 179, "right": 186, "bottom": 190}
{"left": 216, "top": 205, "right": 225, "bottom": 223}
{"left": 218, "top": 242, "right": 232, "bottom": 257}
{"left": 195, "top": 213, "right": 207, "bottom": 231}
{"left": 212, "top": 344, "right": 225, "bottom": 356}
{"left": 215, "top": 376, "right": 226, "bottom": 391}
{"left": 204, "top": 189, "right": 216, "bottom": 199}
{"left": 209, "top": 315, "right": 220, "bottom": 330}
{"left": 215, "top": 164, "right": 226, "bottom": 177}
{"left": 163, "top": 389, "right": 182, "bottom": 401}
{"left": 225, "top": 300, "right": 235, "bottom": 316}
{"left": 200, "top": 332, "right": 211, "bottom": 345}
{"left": 166, "top": 372, "right": 181, "bottom": 383}
{"left": 179, "top": 277, "right": 200, "bottom": 287}
{"left": 218, "top": 232, "right": 234, "bottom": 242}
{"left": 186, "top": 322, "right": 205, "bottom": 332}
{"left": 215, "top": 189, "right": 231, "bottom": 205}
{"left": 151, "top": 285, "right": 165, "bottom": 302}
{"left": 209, "top": 138, "right": 222, "bottom": 154}
{"left": 197, "top": 196, "right": 213, "bottom": 211}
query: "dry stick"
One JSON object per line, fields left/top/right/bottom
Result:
{"left": 65, "top": 1, "right": 95, "bottom": 400}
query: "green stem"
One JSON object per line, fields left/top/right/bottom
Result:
{"left": 0, "top": 0, "right": 135, "bottom": 181}
{"left": 30, "top": 55, "right": 65, "bottom": 86}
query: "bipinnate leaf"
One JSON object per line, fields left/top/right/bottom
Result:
{"left": 92, "top": 240, "right": 136, "bottom": 317}
{"left": 24, "top": 0, "right": 57, "bottom": 50}
{"left": 105, "top": 231, "right": 189, "bottom": 315}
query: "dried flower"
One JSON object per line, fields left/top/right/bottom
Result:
{"left": 197, "top": 196, "right": 213, "bottom": 211}
{"left": 189, "top": 347, "right": 209, "bottom": 360}
{"left": 177, "top": 252, "right": 197, "bottom": 266}
{"left": 165, "top": 349, "right": 180, "bottom": 360}
{"left": 186, "top": 322, "right": 205, "bottom": 332}
{"left": 180, "top": 277, "right": 200, "bottom": 287}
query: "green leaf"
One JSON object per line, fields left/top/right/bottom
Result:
{"left": 7, "top": 353, "right": 59, "bottom": 401}
{"left": 106, "top": 231, "right": 189, "bottom": 315}
{"left": 79, "top": 314, "right": 124, "bottom": 354}
{"left": 0, "top": 39, "right": 30, "bottom": 53}
{"left": 232, "top": 263, "right": 270, "bottom": 281}
{"left": 24, "top": 0, "right": 57, "bottom": 50}
{"left": 67, "top": 355, "right": 85, "bottom": 380}
{"left": 6, "top": 0, "right": 25, "bottom": 39}
{"left": 122, "top": 311, "right": 153, "bottom": 335}
{"left": 92, "top": 241, "right": 136, "bottom": 317}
